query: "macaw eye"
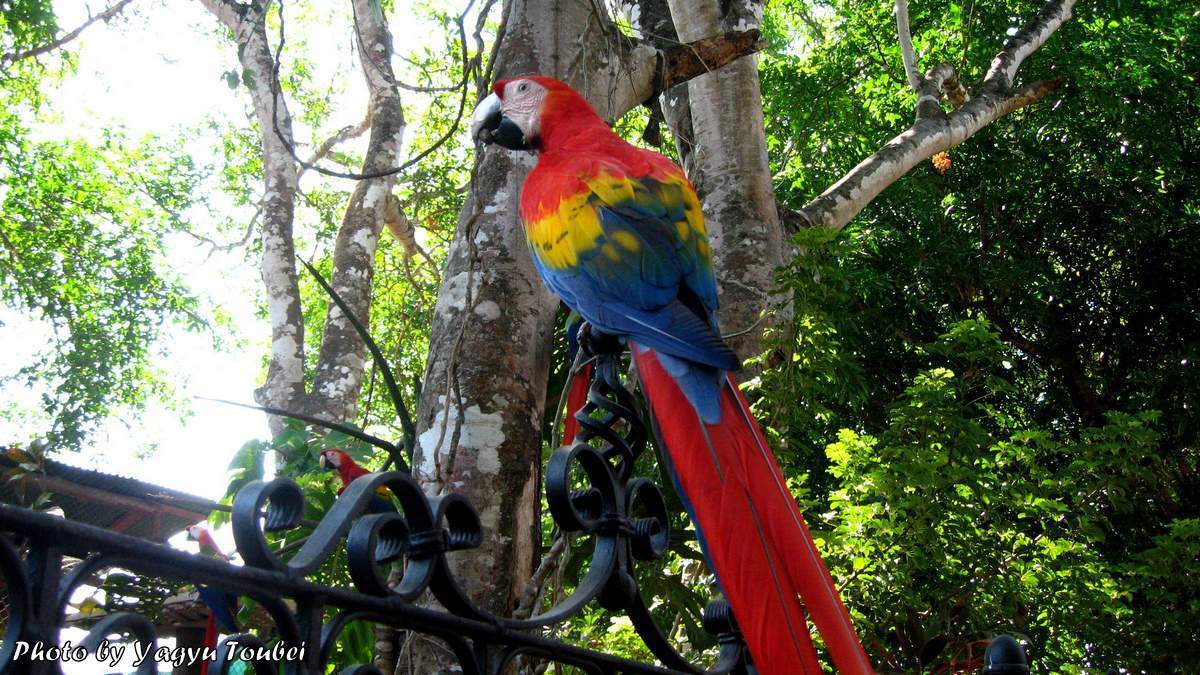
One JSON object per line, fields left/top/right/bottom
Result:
{"left": 518, "top": 82, "right": 529, "bottom": 93}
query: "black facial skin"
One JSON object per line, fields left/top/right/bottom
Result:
{"left": 475, "top": 107, "right": 533, "bottom": 151}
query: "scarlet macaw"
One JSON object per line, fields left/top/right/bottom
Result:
{"left": 318, "top": 448, "right": 395, "bottom": 513}
{"left": 185, "top": 524, "right": 240, "bottom": 675}
{"left": 471, "top": 76, "right": 873, "bottom": 674}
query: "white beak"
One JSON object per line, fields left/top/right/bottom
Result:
{"left": 470, "top": 92, "right": 502, "bottom": 143}
{"left": 319, "top": 454, "right": 328, "bottom": 469}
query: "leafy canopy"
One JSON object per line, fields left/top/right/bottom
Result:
{"left": 757, "top": 0, "right": 1199, "bottom": 670}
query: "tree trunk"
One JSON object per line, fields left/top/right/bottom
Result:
{"left": 308, "top": 0, "right": 406, "bottom": 425}
{"left": 199, "top": 0, "right": 307, "bottom": 435}
{"left": 406, "top": 1, "right": 595, "bottom": 669}
{"left": 198, "top": 0, "right": 408, "bottom": 436}
{"left": 659, "top": 0, "right": 784, "bottom": 361}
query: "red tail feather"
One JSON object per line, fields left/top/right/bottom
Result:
{"left": 563, "top": 362, "right": 594, "bottom": 445}
{"left": 201, "top": 612, "right": 217, "bottom": 675}
{"left": 633, "top": 347, "right": 872, "bottom": 674}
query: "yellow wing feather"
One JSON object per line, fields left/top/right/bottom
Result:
{"left": 527, "top": 170, "right": 705, "bottom": 273}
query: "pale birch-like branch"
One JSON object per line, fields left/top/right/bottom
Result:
{"left": 915, "top": 62, "right": 970, "bottom": 118}
{"left": 894, "top": 0, "right": 922, "bottom": 91}
{"left": 196, "top": 0, "right": 244, "bottom": 33}
{"left": 197, "top": 0, "right": 306, "bottom": 433}
{"left": 984, "top": 0, "right": 1076, "bottom": 89}
{"left": 307, "top": 0, "right": 408, "bottom": 423}
{"left": 931, "top": 63, "right": 970, "bottom": 108}
{"left": 797, "top": 0, "right": 1076, "bottom": 231}
{"left": 898, "top": 1, "right": 970, "bottom": 115}
{"left": 297, "top": 115, "right": 372, "bottom": 182}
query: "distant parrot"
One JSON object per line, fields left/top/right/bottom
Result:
{"left": 318, "top": 448, "right": 395, "bottom": 513}
{"left": 471, "top": 76, "right": 873, "bottom": 674}
{"left": 185, "top": 524, "right": 240, "bottom": 675}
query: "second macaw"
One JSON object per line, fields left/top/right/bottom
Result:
{"left": 185, "top": 524, "right": 240, "bottom": 675}
{"left": 472, "top": 76, "right": 873, "bottom": 674}
{"left": 319, "top": 449, "right": 395, "bottom": 513}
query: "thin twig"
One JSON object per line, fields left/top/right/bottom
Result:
{"left": 268, "top": 0, "right": 477, "bottom": 181}
{"left": 512, "top": 532, "right": 574, "bottom": 619}
{"left": 550, "top": 349, "right": 598, "bottom": 450}
{"left": 299, "top": 259, "right": 416, "bottom": 469}
{"left": 296, "top": 116, "right": 372, "bottom": 182}
{"left": 720, "top": 311, "right": 768, "bottom": 341}
{"left": 197, "top": 396, "right": 407, "bottom": 471}
{"left": 0, "top": 0, "right": 136, "bottom": 68}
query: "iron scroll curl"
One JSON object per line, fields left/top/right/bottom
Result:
{"left": 0, "top": 336, "right": 748, "bottom": 674}
{"left": 221, "top": 333, "right": 749, "bottom": 672}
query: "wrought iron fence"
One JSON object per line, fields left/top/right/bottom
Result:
{"left": 0, "top": 340, "right": 1029, "bottom": 674}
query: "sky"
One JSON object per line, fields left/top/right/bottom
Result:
{"left": 3, "top": 0, "right": 459, "bottom": 670}
{"left": 1, "top": 0, "right": 274, "bottom": 501}
{"left": 3, "top": 0, "right": 445, "bottom": 496}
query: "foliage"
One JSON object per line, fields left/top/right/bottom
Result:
{"left": 756, "top": 0, "right": 1200, "bottom": 670}
{"left": 0, "top": 0, "right": 56, "bottom": 60}
{"left": 0, "top": 88, "right": 205, "bottom": 451}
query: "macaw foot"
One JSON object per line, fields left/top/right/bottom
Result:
{"left": 576, "top": 321, "right": 622, "bottom": 357}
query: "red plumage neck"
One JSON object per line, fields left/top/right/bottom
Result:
{"left": 331, "top": 453, "right": 370, "bottom": 492}
{"left": 538, "top": 97, "right": 615, "bottom": 153}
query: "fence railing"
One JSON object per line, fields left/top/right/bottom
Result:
{"left": 0, "top": 341, "right": 1028, "bottom": 674}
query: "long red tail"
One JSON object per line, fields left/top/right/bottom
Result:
{"left": 200, "top": 612, "right": 217, "bottom": 675}
{"left": 633, "top": 347, "right": 872, "bottom": 675}
{"left": 562, "top": 362, "right": 594, "bottom": 445}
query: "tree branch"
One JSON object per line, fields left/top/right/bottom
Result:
{"left": 307, "top": 0, "right": 408, "bottom": 424}
{"left": 984, "top": 0, "right": 1076, "bottom": 89}
{"left": 580, "top": 27, "right": 764, "bottom": 123}
{"left": 1, "top": 0, "right": 137, "bottom": 67}
{"left": 912, "top": 62, "right": 971, "bottom": 119}
{"left": 198, "top": 0, "right": 306, "bottom": 434}
{"left": 196, "top": 0, "right": 245, "bottom": 33}
{"left": 656, "top": 29, "right": 765, "bottom": 92}
{"left": 512, "top": 532, "right": 573, "bottom": 619}
{"left": 799, "top": 78, "right": 1061, "bottom": 230}
{"left": 894, "top": 0, "right": 922, "bottom": 91}
{"left": 928, "top": 62, "right": 970, "bottom": 109}
{"left": 797, "top": 0, "right": 1075, "bottom": 231}
{"left": 261, "top": 0, "right": 474, "bottom": 182}
{"left": 297, "top": 115, "right": 372, "bottom": 182}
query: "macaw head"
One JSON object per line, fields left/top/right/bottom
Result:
{"left": 318, "top": 448, "right": 354, "bottom": 471}
{"left": 471, "top": 75, "right": 596, "bottom": 152}
{"left": 186, "top": 523, "right": 230, "bottom": 561}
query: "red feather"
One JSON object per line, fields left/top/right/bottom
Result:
{"left": 633, "top": 347, "right": 872, "bottom": 674}
{"left": 200, "top": 613, "right": 216, "bottom": 675}
{"left": 562, "top": 362, "right": 593, "bottom": 445}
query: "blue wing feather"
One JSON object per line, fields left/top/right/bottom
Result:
{"left": 536, "top": 176, "right": 736, "bottom": 372}
{"left": 527, "top": 167, "right": 735, "bottom": 421}
{"left": 197, "top": 586, "right": 239, "bottom": 633}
